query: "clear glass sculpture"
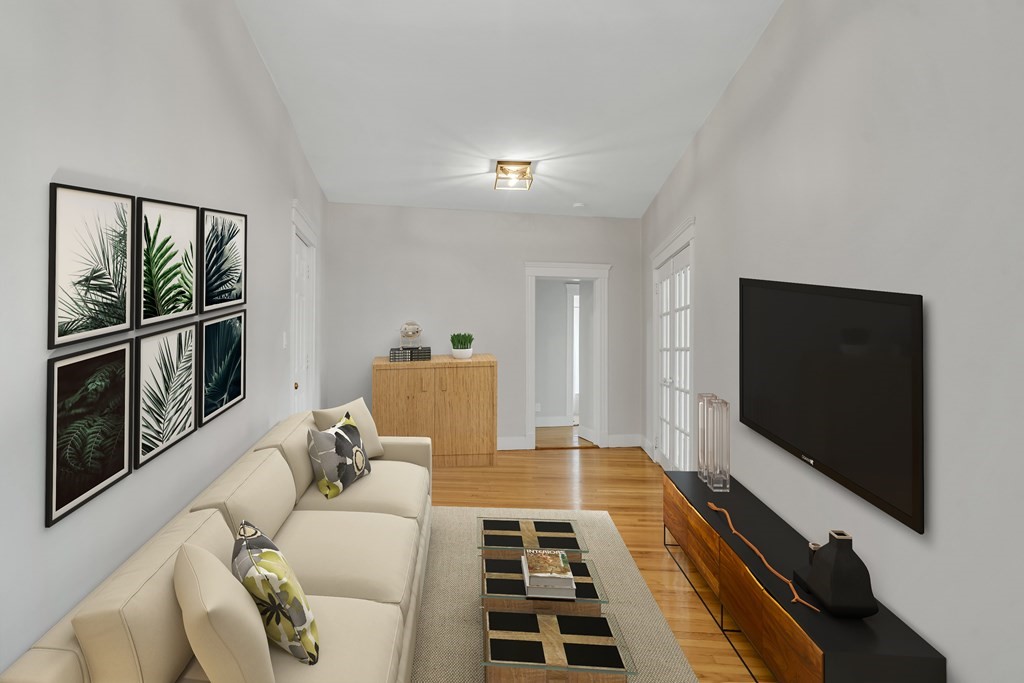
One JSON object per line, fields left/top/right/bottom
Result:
{"left": 708, "top": 398, "right": 731, "bottom": 493}
{"left": 696, "top": 393, "right": 717, "bottom": 482}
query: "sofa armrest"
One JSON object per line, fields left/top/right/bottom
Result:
{"left": 377, "top": 436, "right": 432, "bottom": 476}
{"left": 0, "top": 649, "right": 84, "bottom": 683}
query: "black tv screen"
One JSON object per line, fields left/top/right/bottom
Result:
{"left": 739, "top": 278, "right": 924, "bottom": 533}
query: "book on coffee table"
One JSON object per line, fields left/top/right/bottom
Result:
{"left": 522, "top": 549, "right": 576, "bottom": 599}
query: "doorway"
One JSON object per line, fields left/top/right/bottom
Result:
{"left": 533, "top": 280, "right": 596, "bottom": 450}
{"left": 525, "top": 262, "right": 610, "bottom": 450}
{"left": 290, "top": 204, "right": 318, "bottom": 413}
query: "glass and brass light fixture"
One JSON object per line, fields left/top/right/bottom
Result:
{"left": 494, "top": 160, "right": 533, "bottom": 191}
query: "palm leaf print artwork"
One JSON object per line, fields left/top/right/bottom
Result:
{"left": 138, "top": 199, "right": 198, "bottom": 325}
{"left": 138, "top": 327, "right": 196, "bottom": 461}
{"left": 202, "top": 210, "right": 246, "bottom": 310}
{"left": 203, "top": 312, "right": 245, "bottom": 422}
{"left": 48, "top": 342, "right": 131, "bottom": 526}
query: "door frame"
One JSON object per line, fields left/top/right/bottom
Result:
{"left": 290, "top": 200, "right": 319, "bottom": 412}
{"left": 525, "top": 262, "right": 610, "bottom": 450}
{"left": 649, "top": 217, "right": 695, "bottom": 469}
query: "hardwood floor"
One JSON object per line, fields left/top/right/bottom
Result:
{"left": 535, "top": 425, "right": 597, "bottom": 450}
{"left": 432, "top": 446, "right": 773, "bottom": 683}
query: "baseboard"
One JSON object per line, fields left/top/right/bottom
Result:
{"left": 535, "top": 416, "right": 574, "bottom": 428}
{"left": 577, "top": 426, "right": 598, "bottom": 444}
{"left": 497, "top": 436, "right": 531, "bottom": 451}
{"left": 604, "top": 434, "right": 643, "bottom": 448}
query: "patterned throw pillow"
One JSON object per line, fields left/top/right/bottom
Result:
{"left": 306, "top": 411, "right": 372, "bottom": 499}
{"left": 231, "top": 521, "right": 320, "bottom": 665}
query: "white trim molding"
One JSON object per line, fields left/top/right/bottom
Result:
{"left": 498, "top": 436, "right": 532, "bottom": 451}
{"left": 525, "top": 262, "right": 611, "bottom": 450}
{"left": 536, "top": 416, "right": 575, "bottom": 428}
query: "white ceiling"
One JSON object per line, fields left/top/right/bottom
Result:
{"left": 236, "top": 1, "right": 782, "bottom": 218}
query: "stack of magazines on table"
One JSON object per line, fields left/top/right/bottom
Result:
{"left": 521, "top": 548, "right": 576, "bottom": 599}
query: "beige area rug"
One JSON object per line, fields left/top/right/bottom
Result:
{"left": 411, "top": 506, "right": 698, "bottom": 682}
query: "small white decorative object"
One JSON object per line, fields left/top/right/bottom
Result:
{"left": 399, "top": 321, "right": 422, "bottom": 348}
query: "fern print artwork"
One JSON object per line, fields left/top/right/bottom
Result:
{"left": 136, "top": 324, "right": 197, "bottom": 467}
{"left": 201, "top": 209, "right": 246, "bottom": 312}
{"left": 49, "top": 184, "right": 133, "bottom": 348}
{"left": 47, "top": 341, "right": 131, "bottom": 527}
{"left": 201, "top": 311, "right": 245, "bottom": 423}
{"left": 137, "top": 199, "right": 198, "bottom": 326}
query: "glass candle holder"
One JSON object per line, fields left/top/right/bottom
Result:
{"left": 708, "top": 398, "right": 731, "bottom": 493}
{"left": 696, "top": 393, "right": 717, "bottom": 482}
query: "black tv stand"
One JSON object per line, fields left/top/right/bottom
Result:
{"left": 663, "top": 472, "right": 945, "bottom": 682}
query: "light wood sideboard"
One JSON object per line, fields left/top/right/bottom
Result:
{"left": 371, "top": 354, "right": 497, "bottom": 466}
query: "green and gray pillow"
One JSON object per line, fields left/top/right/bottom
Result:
{"left": 231, "top": 521, "right": 320, "bottom": 665}
{"left": 306, "top": 411, "right": 372, "bottom": 499}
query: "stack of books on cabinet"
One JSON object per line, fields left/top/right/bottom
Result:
{"left": 521, "top": 549, "right": 576, "bottom": 599}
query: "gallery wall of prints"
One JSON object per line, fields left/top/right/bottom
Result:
{"left": 46, "top": 183, "right": 247, "bottom": 527}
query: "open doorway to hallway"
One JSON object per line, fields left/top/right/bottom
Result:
{"left": 534, "top": 279, "right": 597, "bottom": 450}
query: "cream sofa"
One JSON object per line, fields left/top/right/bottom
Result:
{"left": 0, "top": 406, "right": 432, "bottom": 683}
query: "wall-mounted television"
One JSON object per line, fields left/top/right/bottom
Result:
{"left": 739, "top": 278, "right": 924, "bottom": 533}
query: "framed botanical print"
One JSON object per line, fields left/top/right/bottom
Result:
{"left": 200, "top": 310, "right": 246, "bottom": 424}
{"left": 47, "top": 339, "right": 132, "bottom": 526}
{"left": 134, "top": 323, "right": 198, "bottom": 468}
{"left": 200, "top": 208, "right": 246, "bottom": 312}
{"left": 49, "top": 184, "right": 134, "bottom": 348}
{"left": 136, "top": 198, "right": 199, "bottom": 327}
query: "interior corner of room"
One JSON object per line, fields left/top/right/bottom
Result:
{"left": 4, "top": 1, "right": 1022, "bottom": 681}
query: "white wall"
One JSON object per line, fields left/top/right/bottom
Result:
{"left": 0, "top": 1, "right": 325, "bottom": 670}
{"left": 535, "top": 280, "right": 570, "bottom": 423}
{"left": 641, "top": 2, "right": 1024, "bottom": 679}
{"left": 322, "top": 203, "right": 642, "bottom": 446}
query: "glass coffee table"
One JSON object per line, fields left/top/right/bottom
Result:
{"left": 481, "top": 556, "right": 608, "bottom": 617}
{"left": 479, "top": 517, "right": 589, "bottom": 561}
{"left": 482, "top": 610, "right": 636, "bottom": 682}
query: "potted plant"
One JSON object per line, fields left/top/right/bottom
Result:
{"left": 450, "top": 332, "right": 474, "bottom": 359}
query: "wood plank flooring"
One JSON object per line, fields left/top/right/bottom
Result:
{"left": 535, "top": 425, "right": 597, "bottom": 450}
{"left": 432, "top": 446, "right": 774, "bottom": 683}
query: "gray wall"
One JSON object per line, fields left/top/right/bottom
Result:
{"left": 0, "top": 1, "right": 325, "bottom": 670}
{"left": 323, "top": 202, "right": 643, "bottom": 446}
{"left": 535, "top": 280, "right": 570, "bottom": 422}
{"left": 640, "top": 1, "right": 1024, "bottom": 679}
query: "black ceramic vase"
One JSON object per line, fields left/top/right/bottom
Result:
{"left": 793, "top": 530, "right": 879, "bottom": 618}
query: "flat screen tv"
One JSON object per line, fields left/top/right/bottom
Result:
{"left": 739, "top": 278, "right": 924, "bottom": 533}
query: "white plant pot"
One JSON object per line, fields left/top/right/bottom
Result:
{"left": 451, "top": 347, "right": 473, "bottom": 359}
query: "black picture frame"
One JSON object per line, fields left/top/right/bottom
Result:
{"left": 199, "top": 310, "right": 246, "bottom": 424}
{"left": 135, "top": 197, "right": 200, "bottom": 328}
{"left": 199, "top": 208, "right": 247, "bottom": 313}
{"left": 49, "top": 183, "right": 134, "bottom": 349}
{"left": 46, "top": 339, "right": 132, "bottom": 527}
{"left": 133, "top": 322, "right": 199, "bottom": 469}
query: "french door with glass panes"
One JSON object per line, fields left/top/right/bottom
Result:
{"left": 655, "top": 246, "right": 691, "bottom": 470}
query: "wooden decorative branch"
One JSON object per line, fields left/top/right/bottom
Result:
{"left": 707, "top": 502, "right": 820, "bottom": 613}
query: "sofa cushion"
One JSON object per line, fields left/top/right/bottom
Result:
{"left": 174, "top": 544, "right": 274, "bottom": 683}
{"left": 312, "top": 397, "right": 384, "bottom": 459}
{"left": 190, "top": 449, "right": 295, "bottom": 538}
{"left": 294, "top": 460, "right": 429, "bottom": 524}
{"left": 231, "top": 522, "right": 320, "bottom": 665}
{"left": 252, "top": 412, "right": 318, "bottom": 500}
{"left": 273, "top": 511, "right": 419, "bottom": 617}
{"left": 307, "top": 414, "right": 371, "bottom": 499}
{"left": 71, "top": 510, "right": 233, "bottom": 683}
{"left": 271, "top": 596, "right": 402, "bottom": 683}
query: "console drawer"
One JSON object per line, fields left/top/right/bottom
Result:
{"left": 762, "top": 590, "right": 824, "bottom": 683}
{"left": 719, "top": 543, "right": 765, "bottom": 651}
{"left": 663, "top": 477, "right": 720, "bottom": 594}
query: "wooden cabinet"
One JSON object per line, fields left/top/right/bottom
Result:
{"left": 372, "top": 354, "right": 497, "bottom": 466}
{"left": 664, "top": 472, "right": 946, "bottom": 683}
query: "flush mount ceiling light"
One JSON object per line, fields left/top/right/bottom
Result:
{"left": 494, "top": 160, "right": 533, "bottom": 191}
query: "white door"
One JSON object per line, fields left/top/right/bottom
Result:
{"left": 291, "top": 232, "right": 316, "bottom": 412}
{"left": 654, "top": 246, "right": 692, "bottom": 470}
